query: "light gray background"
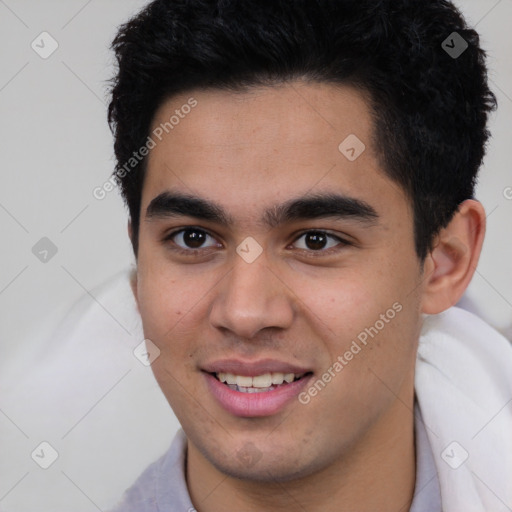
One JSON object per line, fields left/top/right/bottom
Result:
{"left": 0, "top": 1, "right": 511, "bottom": 511}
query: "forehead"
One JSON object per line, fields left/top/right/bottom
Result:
{"left": 142, "top": 82, "right": 409, "bottom": 226}
{"left": 148, "top": 82, "right": 372, "bottom": 163}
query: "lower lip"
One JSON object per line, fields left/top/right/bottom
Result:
{"left": 204, "top": 372, "right": 312, "bottom": 417}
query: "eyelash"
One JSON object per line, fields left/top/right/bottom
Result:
{"left": 162, "top": 227, "right": 351, "bottom": 258}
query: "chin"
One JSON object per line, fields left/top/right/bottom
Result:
{"left": 213, "top": 458, "right": 313, "bottom": 483}
{"left": 198, "top": 438, "right": 321, "bottom": 484}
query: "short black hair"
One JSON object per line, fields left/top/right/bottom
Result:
{"left": 108, "top": 0, "right": 496, "bottom": 260}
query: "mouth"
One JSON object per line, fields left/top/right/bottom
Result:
{"left": 210, "top": 371, "right": 310, "bottom": 393}
{"left": 202, "top": 364, "right": 314, "bottom": 417}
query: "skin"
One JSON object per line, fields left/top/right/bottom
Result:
{"left": 130, "top": 81, "right": 486, "bottom": 511}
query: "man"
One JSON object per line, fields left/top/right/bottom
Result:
{"left": 107, "top": 0, "right": 512, "bottom": 510}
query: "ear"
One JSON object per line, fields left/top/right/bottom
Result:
{"left": 127, "top": 221, "right": 139, "bottom": 307}
{"left": 420, "top": 199, "right": 486, "bottom": 314}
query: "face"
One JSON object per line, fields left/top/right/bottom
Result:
{"left": 133, "top": 82, "right": 426, "bottom": 482}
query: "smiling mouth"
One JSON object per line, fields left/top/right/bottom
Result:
{"left": 210, "top": 371, "right": 312, "bottom": 393}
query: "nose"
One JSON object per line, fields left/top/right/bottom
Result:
{"left": 209, "top": 251, "right": 295, "bottom": 340}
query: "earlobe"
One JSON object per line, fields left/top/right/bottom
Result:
{"left": 421, "top": 199, "right": 486, "bottom": 315}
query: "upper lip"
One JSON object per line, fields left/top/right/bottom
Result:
{"left": 202, "top": 358, "right": 312, "bottom": 377}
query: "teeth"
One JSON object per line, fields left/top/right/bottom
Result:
{"left": 271, "top": 372, "right": 295, "bottom": 384}
{"left": 226, "top": 384, "right": 275, "bottom": 393}
{"left": 271, "top": 372, "right": 285, "bottom": 385}
{"left": 216, "top": 372, "right": 303, "bottom": 387}
{"left": 236, "top": 375, "right": 253, "bottom": 387}
{"left": 252, "top": 374, "right": 272, "bottom": 387}
{"left": 246, "top": 387, "right": 270, "bottom": 393}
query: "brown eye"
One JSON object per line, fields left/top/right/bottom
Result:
{"left": 167, "top": 228, "right": 218, "bottom": 251}
{"left": 304, "top": 232, "right": 328, "bottom": 250}
{"left": 182, "top": 229, "right": 207, "bottom": 248}
{"left": 293, "top": 231, "right": 346, "bottom": 252}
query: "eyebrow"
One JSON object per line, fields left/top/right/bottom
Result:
{"left": 145, "top": 191, "right": 379, "bottom": 229}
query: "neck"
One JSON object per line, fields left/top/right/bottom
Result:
{"left": 186, "top": 391, "right": 417, "bottom": 512}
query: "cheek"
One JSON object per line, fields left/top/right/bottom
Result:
{"left": 135, "top": 247, "right": 197, "bottom": 333}
{"left": 289, "top": 267, "right": 400, "bottom": 333}
{"left": 289, "top": 260, "right": 420, "bottom": 374}
{"left": 136, "top": 274, "right": 182, "bottom": 338}
{"left": 136, "top": 264, "right": 209, "bottom": 410}
{"left": 135, "top": 255, "right": 220, "bottom": 370}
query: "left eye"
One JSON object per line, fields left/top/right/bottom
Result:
{"left": 169, "top": 228, "right": 219, "bottom": 250}
{"left": 292, "top": 231, "right": 345, "bottom": 251}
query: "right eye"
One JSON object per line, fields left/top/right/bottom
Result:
{"left": 164, "top": 227, "right": 222, "bottom": 255}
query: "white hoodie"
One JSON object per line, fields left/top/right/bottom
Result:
{"left": 415, "top": 308, "right": 512, "bottom": 511}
